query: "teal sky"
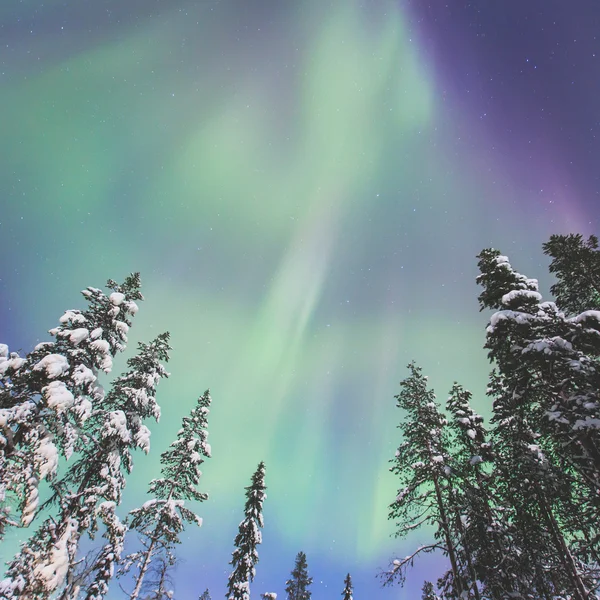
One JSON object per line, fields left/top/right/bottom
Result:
{"left": 1, "top": 0, "right": 598, "bottom": 597}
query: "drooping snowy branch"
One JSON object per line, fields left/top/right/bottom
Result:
{"left": 0, "top": 274, "right": 143, "bottom": 536}
{"left": 381, "top": 544, "right": 442, "bottom": 587}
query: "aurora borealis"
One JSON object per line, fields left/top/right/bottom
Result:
{"left": 1, "top": 0, "right": 599, "bottom": 597}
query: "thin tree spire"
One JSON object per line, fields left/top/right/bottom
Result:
{"left": 227, "top": 462, "right": 267, "bottom": 600}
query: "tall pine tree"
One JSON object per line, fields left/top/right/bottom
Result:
{"left": 445, "top": 383, "right": 519, "bottom": 599}
{"left": 121, "top": 391, "right": 212, "bottom": 600}
{"left": 384, "top": 363, "right": 464, "bottom": 596}
{"left": 285, "top": 551, "right": 312, "bottom": 600}
{"left": 227, "top": 461, "right": 267, "bottom": 600}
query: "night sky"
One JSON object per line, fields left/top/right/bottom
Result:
{"left": 1, "top": 1, "right": 599, "bottom": 598}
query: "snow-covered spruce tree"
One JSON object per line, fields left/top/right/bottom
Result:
{"left": 479, "top": 247, "right": 600, "bottom": 549}
{"left": 121, "top": 390, "right": 212, "bottom": 600}
{"left": 542, "top": 235, "right": 600, "bottom": 510}
{"left": 341, "top": 573, "right": 353, "bottom": 600}
{"left": 0, "top": 333, "right": 171, "bottom": 600}
{"left": 477, "top": 250, "right": 571, "bottom": 596}
{"left": 445, "top": 383, "right": 519, "bottom": 599}
{"left": 477, "top": 248, "right": 594, "bottom": 599}
{"left": 383, "top": 363, "right": 465, "bottom": 596}
{"left": 542, "top": 233, "right": 600, "bottom": 315}
{"left": 227, "top": 461, "right": 267, "bottom": 600}
{"left": 478, "top": 248, "right": 600, "bottom": 506}
{"left": 421, "top": 581, "right": 440, "bottom": 600}
{"left": 0, "top": 274, "right": 142, "bottom": 535}
{"left": 260, "top": 594, "right": 276, "bottom": 600}
{"left": 285, "top": 551, "right": 312, "bottom": 600}
{"left": 78, "top": 334, "right": 171, "bottom": 600}
{"left": 199, "top": 589, "right": 212, "bottom": 600}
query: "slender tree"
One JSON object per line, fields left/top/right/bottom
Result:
{"left": 488, "top": 372, "right": 567, "bottom": 599}
{"left": 445, "top": 383, "right": 519, "bottom": 599}
{"left": 285, "top": 551, "right": 312, "bottom": 600}
{"left": 341, "top": 573, "right": 353, "bottom": 600}
{"left": 383, "top": 363, "right": 464, "bottom": 596}
{"left": 227, "top": 461, "right": 267, "bottom": 600}
{"left": 200, "top": 590, "right": 212, "bottom": 600}
{"left": 122, "top": 391, "right": 212, "bottom": 600}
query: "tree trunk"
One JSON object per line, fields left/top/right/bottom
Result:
{"left": 130, "top": 536, "right": 157, "bottom": 600}
{"left": 536, "top": 486, "right": 590, "bottom": 600}
{"left": 432, "top": 474, "right": 464, "bottom": 598}
{"left": 130, "top": 482, "right": 178, "bottom": 599}
{"left": 452, "top": 500, "right": 481, "bottom": 600}
{"left": 473, "top": 470, "right": 513, "bottom": 599}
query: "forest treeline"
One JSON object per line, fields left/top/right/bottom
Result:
{"left": 0, "top": 274, "right": 352, "bottom": 599}
{"left": 385, "top": 234, "right": 600, "bottom": 599}
{"left": 0, "top": 233, "right": 599, "bottom": 599}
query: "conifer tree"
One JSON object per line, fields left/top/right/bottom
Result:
{"left": 420, "top": 581, "right": 440, "bottom": 600}
{"left": 122, "top": 391, "right": 212, "bottom": 600}
{"left": 199, "top": 589, "right": 212, "bottom": 600}
{"left": 383, "top": 363, "right": 464, "bottom": 596}
{"left": 341, "top": 573, "right": 353, "bottom": 600}
{"left": 227, "top": 461, "right": 267, "bottom": 600}
{"left": 260, "top": 594, "right": 276, "bottom": 600}
{"left": 0, "top": 274, "right": 142, "bottom": 534}
{"left": 285, "top": 551, "right": 312, "bottom": 600}
{"left": 477, "top": 248, "right": 594, "bottom": 599}
{"left": 477, "top": 248, "right": 600, "bottom": 499}
{"left": 542, "top": 233, "right": 600, "bottom": 314}
{"left": 488, "top": 372, "right": 570, "bottom": 599}
{"left": 445, "top": 383, "right": 518, "bottom": 599}
{"left": 0, "top": 334, "right": 170, "bottom": 600}
{"left": 542, "top": 235, "right": 600, "bottom": 510}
